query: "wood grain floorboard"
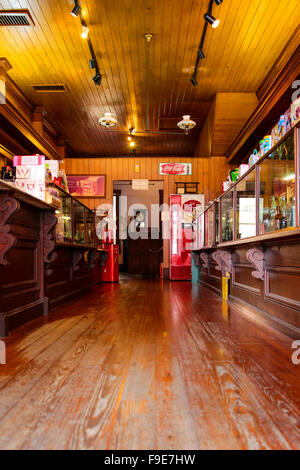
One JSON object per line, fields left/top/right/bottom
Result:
{"left": 0, "top": 276, "right": 299, "bottom": 450}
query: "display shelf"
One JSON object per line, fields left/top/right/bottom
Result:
{"left": 194, "top": 127, "right": 299, "bottom": 249}
{"left": 50, "top": 183, "right": 96, "bottom": 248}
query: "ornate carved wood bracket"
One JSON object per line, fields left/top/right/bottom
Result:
{"left": 43, "top": 212, "right": 58, "bottom": 276}
{"left": 0, "top": 194, "right": 20, "bottom": 265}
{"left": 247, "top": 247, "right": 264, "bottom": 280}
{"left": 73, "top": 251, "right": 83, "bottom": 272}
{"left": 192, "top": 252, "right": 201, "bottom": 267}
{"left": 200, "top": 252, "right": 209, "bottom": 269}
{"left": 212, "top": 250, "right": 232, "bottom": 276}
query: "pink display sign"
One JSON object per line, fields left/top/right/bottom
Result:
{"left": 67, "top": 175, "right": 106, "bottom": 198}
{"left": 159, "top": 163, "right": 192, "bottom": 176}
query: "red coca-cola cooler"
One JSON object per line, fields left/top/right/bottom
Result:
{"left": 170, "top": 194, "right": 205, "bottom": 280}
{"left": 101, "top": 244, "right": 119, "bottom": 283}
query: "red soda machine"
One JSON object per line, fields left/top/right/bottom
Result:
{"left": 101, "top": 228, "right": 119, "bottom": 283}
{"left": 170, "top": 194, "right": 205, "bottom": 281}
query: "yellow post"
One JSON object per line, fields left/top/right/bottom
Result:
{"left": 222, "top": 272, "right": 230, "bottom": 301}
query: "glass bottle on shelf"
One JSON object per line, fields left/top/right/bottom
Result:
{"left": 274, "top": 198, "right": 282, "bottom": 231}
{"left": 287, "top": 197, "right": 295, "bottom": 228}
{"left": 281, "top": 209, "right": 288, "bottom": 229}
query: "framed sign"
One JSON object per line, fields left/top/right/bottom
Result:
{"left": 67, "top": 175, "right": 106, "bottom": 198}
{"left": 160, "top": 163, "right": 192, "bottom": 176}
{"left": 132, "top": 179, "right": 149, "bottom": 190}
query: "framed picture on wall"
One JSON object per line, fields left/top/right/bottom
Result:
{"left": 66, "top": 175, "right": 106, "bottom": 198}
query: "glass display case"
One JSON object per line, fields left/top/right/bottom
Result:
{"left": 194, "top": 127, "right": 299, "bottom": 248}
{"left": 220, "top": 189, "right": 234, "bottom": 243}
{"left": 85, "top": 208, "right": 95, "bottom": 247}
{"left": 206, "top": 205, "right": 215, "bottom": 247}
{"left": 52, "top": 184, "right": 96, "bottom": 247}
{"left": 73, "top": 200, "right": 85, "bottom": 245}
{"left": 215, "top": 200, "right": 220, "bottom": 245}
{"left": 236, "top": 168, "right": 256, "bottom": 240}
{"left": 55, "top": 189, "right": 73, "bottom": 244}
{"left": 193, "top": 209, "right": 205, "bottom": 250}
{"left": 258, "top": 132, "right": 296, "bottom": 234}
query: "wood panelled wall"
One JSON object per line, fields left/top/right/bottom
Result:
{"left": 0, "top": 156, "right": 7, "bottom": 168}
{"left": 65, "top": 156, "right": 231, "bottom": 267}
{"left": 65, "top": 156, "right": 231, "bottom": 209}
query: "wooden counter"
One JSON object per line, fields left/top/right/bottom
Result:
{"left": 0, "top": 181, "right": 102, "bottom": 337}
{"left": 193, "top": 230, "right": 300, "bottom": 339}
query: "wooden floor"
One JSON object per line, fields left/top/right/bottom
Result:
{"left": 0, "top": 275, "right": 299, "bottom": 450}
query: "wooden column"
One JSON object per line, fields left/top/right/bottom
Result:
{"left": 32, "top": 106, "right": 47, "bottom": 135}
{"left": 0, "top": 58, "right": 12, "bottom": 105}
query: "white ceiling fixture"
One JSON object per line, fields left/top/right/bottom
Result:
{"left": 177, "top": 115, "right": 197, "bottom": 135}
{"left": 98, "top": 112, "right": 117, "bottom": 128}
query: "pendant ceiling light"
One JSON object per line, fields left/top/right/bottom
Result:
{"left": 98, "top": 112, "right": 117, "bottom": 128}
{"left": 177, "top": 115, "right": 197, "bottom": 135}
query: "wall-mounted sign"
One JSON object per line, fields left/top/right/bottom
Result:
{"left": 132, "top": 179, "right": 149, "bottom": 191}
{"left": 67, "top": 175, "right": 106, "bottom": 197}
{"left": 159, "top": 163, "right": 192, "bottom": 176}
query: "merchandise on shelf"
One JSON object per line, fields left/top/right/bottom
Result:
{"left": 222, "top": 181, "right": 233, "bottom": 193}
{"left": 14, "top": 156, "right": 46, "bottom": 201}
{"left": 239, "top": 164, "right": 250, "bottom": 178}
{"left": 230, "top": 169, "right": 239, "bottom": 182}
{"left": 248, "top": 149, "right": 260, "bottom": 166}
{"left": 1, "top": 165, "right": 16, "bottom": 181}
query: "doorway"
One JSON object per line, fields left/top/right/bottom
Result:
{"left": 113, "top": 180, "right": 164, "bottom": 278}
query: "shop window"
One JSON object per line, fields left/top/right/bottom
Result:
{"left": 258, "top": 133, "right": 295, "bottom": 234}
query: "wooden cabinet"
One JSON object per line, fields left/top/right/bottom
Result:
{"left": 0, "top": 181, "right": 102, "bottom": 337}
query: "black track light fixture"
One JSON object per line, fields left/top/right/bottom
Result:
{"left": 191, "top": 76, "right": 198, "bottom": 87}
{"left": 197, "top": 49, "right": 205, "bottom": 60}
{"left": 71, "top": 2, "right": 81, "bottom": 17}
{"left": 204, "top": 12, "right": 220, "bottom": 28}
{"left": 70, "top": 0, "right": 103, "bottom": 88}
{"left": 191, "top": 0, "right": 223, "bottom": 86}
{"left": 93, "top": 72, "right": 102, "bottom": 86}
{"left": 89, "top": 58, "right": 96, "bottom": 69}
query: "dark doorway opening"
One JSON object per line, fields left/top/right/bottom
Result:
{"left": 113, "top": 181, "right": 164, "bottom": 278}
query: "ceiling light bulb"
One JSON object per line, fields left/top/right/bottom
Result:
{"left": 204, "top": 13, "right": 220, "bottom": 28}
{"left": 128, "top": 136, "right": 132, "bottom": 141}
{"left": 130, "top": 141, "right": 135, "bottom": 148}
{"left": 177, "top": 115, "right": 197, "bottom": 135}
{"left": 98, "top": 112, "right": 117, "bottom": 128}
{"left": 71, "top": 3, "right": 82, "bottom": 17}
{"left": 81, "top": 26, "right": 89, "bottom": 39}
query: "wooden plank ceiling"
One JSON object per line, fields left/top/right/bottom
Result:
{"left": 0, "top": 0, "right": 299, "bottom": 157}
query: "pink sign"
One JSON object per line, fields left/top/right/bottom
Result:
{"left": 67, "top": 175, "right": 106, "bottom": 197}
{"left": 159, "top": 163, "right": 192, "bottom": 176}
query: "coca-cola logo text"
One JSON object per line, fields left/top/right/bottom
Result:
{"left": 160, "top": 163, "right": 190, "bottom": 175}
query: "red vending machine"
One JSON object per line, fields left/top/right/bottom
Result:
{"left": 101, "top": 244, "right": 119, "bottom": 283}
{"left": 170, "top": 194, "right": 205, "bottom": 281}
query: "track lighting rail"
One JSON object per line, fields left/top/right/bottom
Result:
{"left": 191, "top": 0, "right": 223, "bottom": 86}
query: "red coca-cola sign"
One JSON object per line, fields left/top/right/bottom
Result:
{"left": 159, "top": 163, "right": 192, "bottom": 175}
